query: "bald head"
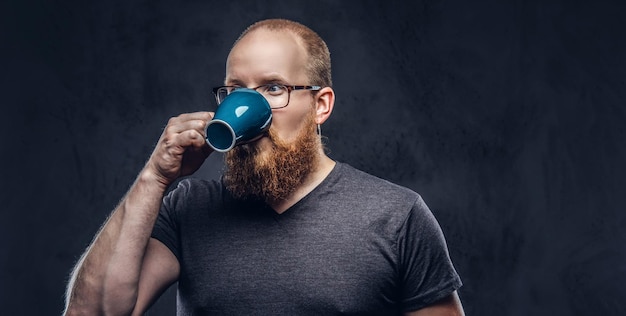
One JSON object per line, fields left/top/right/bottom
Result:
{"left": 232, "top": 19, "right": 332, "bottom": 88}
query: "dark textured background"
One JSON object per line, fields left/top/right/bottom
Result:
{"left": 2, "top": 0, "right": 625, "bottom": 315}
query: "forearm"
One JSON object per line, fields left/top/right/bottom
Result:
{"left": 64, "top": 168, "right": 169, "bottom": 315}
{"left": 65, "top": 111, "right": 212, "bottom": 315}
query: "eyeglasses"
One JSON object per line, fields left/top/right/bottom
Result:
{"left": 212, "top": 84, "right": 321, "bottom": 109}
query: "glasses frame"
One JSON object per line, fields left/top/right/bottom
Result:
{"left": 212, "top": 84, "right": 322, "bottom": 109}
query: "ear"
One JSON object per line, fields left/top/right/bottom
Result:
{"left": 314, "top": 87, "right": 335, "bottom": 125}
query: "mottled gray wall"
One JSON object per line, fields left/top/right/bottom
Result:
{"left": 2, "top": 0, "right": 625, "bottom": 315}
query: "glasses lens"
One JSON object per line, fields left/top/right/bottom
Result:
{"left": 216, "top": 87, "right": 230, "bottom": 104}
{"left": 258, "top": 84, "right": 288, "bottom": 109}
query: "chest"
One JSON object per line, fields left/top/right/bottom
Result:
{"left": 177, "top": 207, "right": 401, "bottom": 314}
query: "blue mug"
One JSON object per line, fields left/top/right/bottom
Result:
{"left": 206, "top": 89, "right": 272, "bottom": 152}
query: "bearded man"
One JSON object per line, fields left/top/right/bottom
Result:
{"left": 64, "top": 19, "right": 464, "bottom": 316}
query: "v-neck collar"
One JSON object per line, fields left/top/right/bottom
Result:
{"left": 267, "top": 162, "right": 344, "bottom": 219}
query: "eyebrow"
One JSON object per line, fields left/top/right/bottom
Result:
{"left": 224, "top": 78, "right": 245, "bottom": 86}
{"left": 225, "top": 75, "right": 290, "bottom": 87}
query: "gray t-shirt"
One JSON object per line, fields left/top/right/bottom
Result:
{"left": 152, "top": 162, "right": 461, "bottom": 315}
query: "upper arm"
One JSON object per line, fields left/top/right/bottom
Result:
{"left": 131, "top": 238, "right": 180, "bottom": 316}
{"left": 404, "top": 291, "right": 465, "bottom": 316}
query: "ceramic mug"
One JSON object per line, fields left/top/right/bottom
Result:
{"left": 205, "top": 89, "right": 272, "bottom": 152}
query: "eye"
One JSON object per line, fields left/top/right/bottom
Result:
{"left": 263, "top": 84, "right": 286, "bottom": 96}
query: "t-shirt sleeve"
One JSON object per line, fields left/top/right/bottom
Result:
{"left": 398, "top": 195, "right": 462, "bottom": 312}
{"left": 151, "top": 182, "right": 186, "bottom": 263}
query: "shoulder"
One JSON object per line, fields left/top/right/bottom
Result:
{"left": 334, "top": 162, "right": 421, "bottom": 205}
{"left": 171, "top": 177, "right": 222, "bottom": 193}
{"left": 318, "top": 163, "right": 426, "bottom": 228}
{"left": 163, "top": 177, "right": 224, "bottom": 209}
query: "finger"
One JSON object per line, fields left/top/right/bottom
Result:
{"left": 170, "top": 112, "right": 214, "bottom": 124}
{"left": 170, "top": 129, "right": 209, "bottom": 150}
{"left": 165, "top": 111, "right": 215, "bottom": 134}
{"left": 165, "top": 119, "right": 209, "bottom": 135}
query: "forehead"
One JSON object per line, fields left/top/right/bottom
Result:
{"left": 226, "top": 29, "right": 308, "bottom": 84}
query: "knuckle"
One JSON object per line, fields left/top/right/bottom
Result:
{"left": 194, "top": 120, "right": 207, "bottom": 130}
{"left": 167, "top": 116, "right": 178, "bottom": 125}
{"left": 187, "top": 130, "right": 200, "bottom": 140}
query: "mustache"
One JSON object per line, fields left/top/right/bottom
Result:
{"left": 230, "top": 126, "right": 286, "bottom": 157}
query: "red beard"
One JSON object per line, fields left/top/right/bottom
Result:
{"left": 223, "top": 112, "right": 319, "bottom": 204}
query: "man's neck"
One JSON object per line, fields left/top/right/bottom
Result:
{"left": 269, "top": 153, "right": 335, "bottom": 214}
